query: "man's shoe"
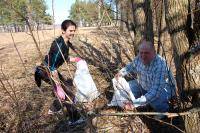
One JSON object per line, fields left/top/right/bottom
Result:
{"left": 68, "top": 117, "right": 85, "bottom": 126}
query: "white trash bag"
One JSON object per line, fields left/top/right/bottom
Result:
{"left": 108, "top": 77, "right": 136, "bottom": 108}
{"left": 74, "top": 60, "right": 100, "bottom": 103}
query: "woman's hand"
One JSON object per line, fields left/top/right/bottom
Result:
{"left": 56, "top": 84, "right": 66, "bottom": 101}
{"left": 50, "top": 70, "right": 65, "bottom": 101}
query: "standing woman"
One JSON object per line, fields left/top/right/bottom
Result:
{"left": 35, "top": 20, "right": 82, "bottom": 124}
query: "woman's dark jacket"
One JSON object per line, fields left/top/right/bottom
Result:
{"left": 44, "top": 36, "right": 75, "bottom": 71}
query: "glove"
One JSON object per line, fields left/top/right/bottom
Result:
{"left": 74, "top": 57, "right": 81, "bottom": 62}
{"left": 70, "top": 57, "right": 82, "bottom": 62}
{"left": 55, "top": 84, "right": 65, "bottom": 101}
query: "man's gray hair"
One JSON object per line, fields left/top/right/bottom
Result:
{"left": 139, "top": 40, "right": 155, "bottom": 51}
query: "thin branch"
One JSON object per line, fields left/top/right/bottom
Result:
{"left": 0, "top": 65, "right": 19, "bottom": 105}
{"left": 97, "top": 107, "right": 200, "bottom": 118}
{"left": 0, "top": 66, "right": 23, "bottom": 125}
{"left": 52, "top": 0, "right": 56, "bottom": 37}
{"left": 10, "top": 32, "right": 30, "bottom": 82}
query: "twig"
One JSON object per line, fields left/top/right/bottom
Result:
{"left": 97, "top": 107, "right": 200, "bottom": 118}
{"left": 0, "top": 65, "right": 19, "bottom": 105}
{"left": 0, "top": 66, "right": 22, "bottom": 126}
{"left": 52, "top": 0, "right": 56, "bottom": 37}
{"left": 10, "top": 32, "right": 31, "bottom": 82}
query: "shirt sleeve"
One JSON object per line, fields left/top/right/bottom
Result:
{"left": 46, "top": 39, "right": 63, "bottom": 71}
{"left": 119, "top": 57, "right": 138, "bottom": 76}
{"left": 46, "top": 40, "right": 57, "bottom": 71}
{"left": 144, "top": 62, "right": 167, "bottom": 103}
{"left": 132, "top": 95, "right": 147, "bottom": 107}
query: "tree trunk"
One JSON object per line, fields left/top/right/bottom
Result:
{"left": 130, "top": 0, "right": 146, "bottom": 55}
{"left": 119, "top": 1, "right": 126, "bottom": 31}
{"left": 115, "top": 0, "right": 119, "bottom": 26}
{"left": 164, "top": 0, "right": 188, "bottom": 95}
{"left": 193, "top": 0, "right": 200, "bottom": 38}
{"left": 144, "top": 0, "right": 154, "bottom": 43}
{"left": 153, "top": 0, "right": 167, "bottom": 54}
{"left": 98, "top": 0, "right": 101, "bottom": 22}
{"left": 164, "top": 0, "right": 200, "bottom": 132}
{"left": 184, "top": 110, "right": 200, "bottom": 133}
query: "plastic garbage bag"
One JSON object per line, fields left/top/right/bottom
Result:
{"left": 108, "top": 77, "right": 136, "bottom": 108}
{"left": 74, "top": 60, "right": 100, "bottom": 102}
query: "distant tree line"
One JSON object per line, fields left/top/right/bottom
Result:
{"left": 0, "top": 0, "right": 52, "bottom": 32}
{"left": 69, "top": 0, "right": 114, "bottom": 27}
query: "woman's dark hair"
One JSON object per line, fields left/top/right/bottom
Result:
{"left": 61, "top": 20, "right": 77, "bottom": 31}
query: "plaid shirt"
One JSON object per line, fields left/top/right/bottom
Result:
{"left": 120, "top": 55, "right": 175, "bottom": 103}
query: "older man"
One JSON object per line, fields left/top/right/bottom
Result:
{"left": 115, "top": 40, "right": 176, "bottom": 113}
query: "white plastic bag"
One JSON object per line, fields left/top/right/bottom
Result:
{"left": 108, "top": 77, "right": 136, "bottom": 108}
{"left": 74, "top": 60, "right": 100, "bottom": 102}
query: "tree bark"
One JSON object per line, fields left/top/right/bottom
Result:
{"left": 119, "top": 1, "right": 126, "bottom": 31}
{"left": 130, "top": 0, "right": 146, "bottom": 55}
{"left": 164, "top": 0, "right": 200, "bottom": 132}
{"left": 144, "top": 0, "right": 154, "bottom": 43}
{"left": 115, "top": 0, "right": 119, "bottom": 26}
{"left": 164, "top": 0, "right": 200, "bottom": 94}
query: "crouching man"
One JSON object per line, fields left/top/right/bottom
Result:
{"left": 115, "top": 40, "right": 176, "bottom": 114}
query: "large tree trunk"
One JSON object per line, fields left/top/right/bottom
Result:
{"left": 189, "top": 0, "right": 200, "bottom": 40}
{"left": 144, "top": 0, "right": 154, "bottom": 43}
{"left": 164, "top": 0, "right": 200, "bottom": 132}
{"left": 129, "top": 0, "right": 154, "bottom": 55}
{"left": 130, "top": 0, "right": 146, "bottom": 55}
{"left": 153, "top": 0, "right": 168, "bottom": 54}
{"left": 164, "top": 0, "right": 200, "bottom": 98}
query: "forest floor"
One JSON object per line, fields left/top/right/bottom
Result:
{"left": 0, "top": 27, "right": 185, "bottom": 132}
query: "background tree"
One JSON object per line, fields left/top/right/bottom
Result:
{"left": 28, "top": 0, "right": 52, "bottom": 28}
{"left": 69, "top": 0, "right": 114, "bottom": 27}
{"left": 0, "top": 0, "right": 52, "bottom": 32}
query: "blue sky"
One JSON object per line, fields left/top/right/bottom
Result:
{"left": 45, "top": 0, "right": 76, "bottom": 24}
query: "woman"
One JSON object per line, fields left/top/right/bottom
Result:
{"left": 35, "top": 20, "right": 82, "bottom": 124}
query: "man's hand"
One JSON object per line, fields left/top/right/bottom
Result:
{"left": 123, "top": 101, "right": 134, "bottom": 111}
